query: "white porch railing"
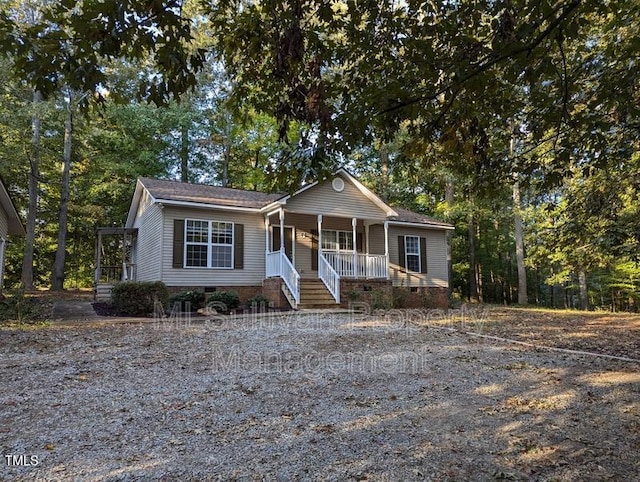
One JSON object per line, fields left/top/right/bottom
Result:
{"left": 319, "top": 253, "right": 341, "bottom": 304}
{"left": 266, "top": 250, "right": 300, "bottom": 306}
{"left": 266, "top": 250, "right": 280, "bottom": 277}
{"left": 323, "top": 252, "right": 388, "bottom": 279}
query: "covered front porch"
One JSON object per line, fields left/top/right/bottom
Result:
{"left": 94, "top": 227, "right": 138, "bottom": 300}
{"left": 263, "top": 209, "right": 389, "bottom": 307}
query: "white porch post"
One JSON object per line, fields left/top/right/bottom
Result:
{"left": 352, "top": 217, "right": 358, "bottom": 278}
{"left": 384, "top": 220, "right": 390, "bottom": 280}
{"left": 365, "top": 223, "right": 370, "bottom": 255}
{"left": 317, "top": 214, "right": 323, "bottom": 267}
{"left": 279, "top": 209, "right": 285, "bottom": 274}
{"left": 279, "top": 209, "right": 285, "bottom": 251}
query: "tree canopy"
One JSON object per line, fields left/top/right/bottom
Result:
{"left": 0, "top": 0, "right": 638, "bottom": 309}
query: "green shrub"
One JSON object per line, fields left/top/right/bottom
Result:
{"left": 371, "top": 289, "right": 392, "bottom": 310}
{"left": 168, "top": 290, "right": 205, "bottom": 312}
{"left": 247, "top": 293, "right": 271, "bottom": 309}
{"left": 111, "top": 281, "right": 169, "bottom": 316}
{"left": 347, "top": 290, "right": 361, "bottom": 302}
{"left": 0, "top": 289, "right": 42, "bottom": 323}
{"left": 206, "top": 290, "right": 240, "bottom": 314}
{"left": 392, "top": 287, "right": 407, "bottom": 308}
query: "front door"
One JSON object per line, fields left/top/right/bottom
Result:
{"left": 271, "top": 226, "right": 294, "bottom": 263}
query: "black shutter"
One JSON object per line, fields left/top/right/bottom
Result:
{"left": 398, "top": 236, "right": 405, "bottom": 269}
{"left": 311, "top": 229, "right": 318, "bottom": 270}
{"left": 420, "top": 237, "right": 428, "bottom": 273}
{"left": 234, "top": 224, "right": 244, "bottom": 269}
{"left": 272, "top": 228, "right": 280, "bottom": 252}
{"left": 356, "top": 231, "right": 363, "bottom": 253}
{"left": 173, "top": 219, "right": 185, "bottom": 268}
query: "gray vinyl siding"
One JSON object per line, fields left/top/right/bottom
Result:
{"left": 368, "top": 224, "right": 385, "bottom": 255}
{"left": 284, "top": 174, "right": 388, "bottom": 220}
{"left": 162, "top": 206, "right": 265, "bottom": 287}
{"left": 136, "top": 202, "right": 163, "bottom": 281}
{"left": 388, "top": 225, "right": 448, "bottom": 288}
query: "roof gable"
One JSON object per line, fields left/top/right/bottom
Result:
{"left": 279, "top": 169, "right": 396, "bottom": 219}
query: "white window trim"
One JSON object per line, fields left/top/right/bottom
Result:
{"left": 404, "top": 235, "right": 421, "bottom": 273}
{"left": 321, "top": 229, "right": 354, "bottom": 252}
{"left": 184, "top": 219, "right": 234, "bottom": 269}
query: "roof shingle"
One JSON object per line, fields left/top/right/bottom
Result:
{"left": 138, "top": 177, "right": 453, "bottom": 229}
{"left": 388, "top": 206, "right": 453, "bottom": 228}
{"left": 139, "top": 178, "right": 284, "bottom": 209}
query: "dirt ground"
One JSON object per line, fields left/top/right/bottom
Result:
{"left": 1, "top": 306, "right": 639, "bottom": 481}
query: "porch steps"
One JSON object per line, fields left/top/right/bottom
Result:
{"left": 298, "top": 279, "right": 340, "bottom": 309}
{"left": 95, "top": 284, "right": 113, "bottom": 302}
{"left": 281, "top": 282, "right": 298, "bottom": 309}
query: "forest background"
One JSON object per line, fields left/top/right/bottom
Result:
{"left": 0, "top": 0, "right": 638, "bottom": 310}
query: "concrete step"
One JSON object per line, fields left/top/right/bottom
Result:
{"left": 95, "top": 284, "right": 113, "bottom": 302}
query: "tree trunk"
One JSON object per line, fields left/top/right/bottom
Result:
{"left": 513, "top": 179, "right": 528, "bottom": 304}
{"left": 221, "top": 117, "right": 231, "bottom": 187}
{"left": 468, "top": 212, "right": 479, "bottom": 302}
{"left": 445, "top": 178, "right": 454, "bottom": 297}
{"left": 578, "top": 269, "right": 589, "bottom": 310}
{"left": 380, "top": 144, "right": 389, "bottom": 200}
{"left": 253, "top": 149, "right": 260, "bottom": 191}
{"left": 21, "top": 89, "right": 42, "bottom": 290}
{"left": 180, "top": 123, "right": 189, "bottom": 182}
{"left": 51, "top": 92, "right": 73, "bottom": 291}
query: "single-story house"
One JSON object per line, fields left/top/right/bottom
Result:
{"left": 0, "top": 177, "right": 25, "bottom": 295}
{"left": 97, "top": 169, "right": 454, "bottom": 309}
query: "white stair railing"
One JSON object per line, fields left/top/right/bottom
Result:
{"left": 279, "top": 251, "right": 300, "bottom": 306}
{"left": 319, "top": 253, "right": 340, "bottom": 304}
{"left": 266, "top": 250, "right": 300, "bottom": 307}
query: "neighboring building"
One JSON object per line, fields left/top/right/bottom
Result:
{"left": 97, "top": 169, "right": 454, "bottom": 309}
{"left": 0, "top": 178, "right": 25, "bottom": 295}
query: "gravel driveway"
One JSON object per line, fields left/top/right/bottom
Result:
{"left": 2, "top": 310, "right": 639, "bottom": 481}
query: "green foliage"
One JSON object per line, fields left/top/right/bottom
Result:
{"left": 111, "top": 282, "right": 169, "bottom": 316}
{"left": 247, "top": 294, "right": 271, "bottom": 309}
{"left": 0, "top": 289, "right": 43, "bottom": 324}
{"left": 168, "top": 290, "right": 205, "bottom": 312}
{"left": 391, "top": 287, "right": 407, "bottom": 309}
{"left": 206, "top": 290, "right": 240, "bottom": 314}
{"left": 370, "top": 289, "right": 392, "bottom": 311}
{"left": 347, "top": 290, "right": 361, "bottom": 302}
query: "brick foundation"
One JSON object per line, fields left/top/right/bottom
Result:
{"left": 166, "top": 285, "right": 262, "bottom": 305}
{"left": 339, "top": 279, "right": 393, "bottom": 309}
{"left": 392, "top": 286, "right": 449, "bottom": 309}
{"left": 261, "top": 278, "right": 291, "bottom": 310}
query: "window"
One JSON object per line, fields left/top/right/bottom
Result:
{"left": 185, "top": 219, "right": 233, "bottom": 268}
{"left": 405, "top": 235, "right": 421, "bottom": 273}
{"left": 322, "top": 230, "right": 353, "bottom": 251}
